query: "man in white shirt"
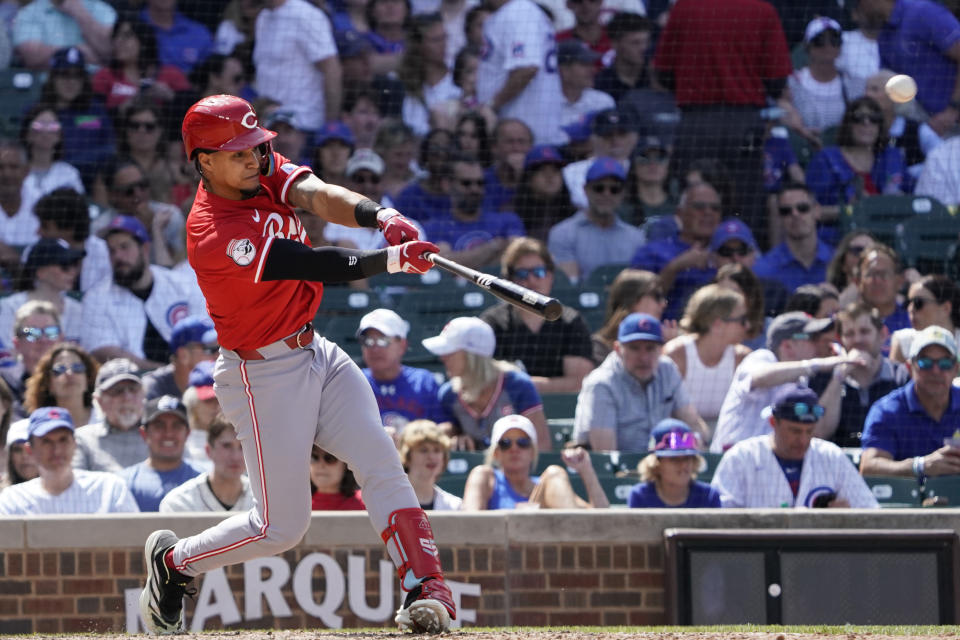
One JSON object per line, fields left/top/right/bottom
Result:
{"left": 915, "top": 135, "right": 960, "bottom": 206}
{"left": 557, "top": 40, "right": 615, "bottom": 137}
{"left": 711, "top": 385, "right": 878, "bottom": 509}
{"left": 254, "top": 0, "right": 341, "bottom": 131}
{"left": 0, "top": 407, "right": 139, "bottom": 514}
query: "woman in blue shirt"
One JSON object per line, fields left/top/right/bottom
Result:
{"left": 627, "top": 419, "right": 721, "bottom": 508}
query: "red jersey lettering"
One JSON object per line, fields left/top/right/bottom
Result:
{"left": 186, "top": 152, "right": 321, "bottom": 350}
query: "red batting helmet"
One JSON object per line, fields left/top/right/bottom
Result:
{"left": 181, "top": 94, "right": 277, "bottom": 160}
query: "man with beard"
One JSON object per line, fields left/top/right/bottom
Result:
{"left": 80, "top": 216, "right": 207, "bottom": 370}
{"left": 422, "top": 156, "right": 525, "bottom": 270}
{"left": 72, "top": 358, "right": 150, "bottom": 472}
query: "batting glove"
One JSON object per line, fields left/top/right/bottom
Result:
{"left": 378, "top": 208, "right": 421, "bottom": 245}
{"left": 387, "top": 241, "right": 438, "bottom": 274}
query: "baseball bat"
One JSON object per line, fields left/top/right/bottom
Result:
{"left": 424, "top": 252, "right": 563, "bottom": 321}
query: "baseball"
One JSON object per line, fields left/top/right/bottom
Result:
{"left": 885, "top": 74, "right": 917, "bottom": 103}
{"left": 768, "top": 583, "right": 782, "bottom": 597}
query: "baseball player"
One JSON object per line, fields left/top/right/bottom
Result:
{"left": 139, "top": 95, "right": 455, "bottom": 635}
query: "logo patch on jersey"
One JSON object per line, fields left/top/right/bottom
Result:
{"left": 166, "top": 303, "right": 189, "bottom": 329}
{"left": 511, "top": 42, "right": 525, "bottom": 57}
{"left": 227, "top": 238, "right": 257, "bottom": 266}
{"left": 280, "top": 162, "right": 298, "bottom": 175}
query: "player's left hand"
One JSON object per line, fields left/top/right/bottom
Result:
{"left": 377, "top": 208, "right": 420, "bottom": 245}
{"left": 387, "top": 241, "right": 439, "bottom": 274}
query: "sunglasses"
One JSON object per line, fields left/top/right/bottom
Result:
{"left": 778, "top": 202, "right": 813, "bottom": 216}
{"left": 589, "top": 183, "right": 623, "bottom": 195}
{"left": 781, "top": 402, "right": 825, "bottom": 419}
{"left": 907, "top": 296, "right": 935, "bottom": 311}
{"left": 18, "top": 325, "right": 61, "bottom": 342}
{"left": 30, "top": 120, "right": 61, "bottom": 132}
{"left": 716, "top": 244, "right": 751, "bottom": 258}
{"left": 457, "top": 178, "right": 485, "bottom": 188}
{"left": 851, "top": 112, "right": 882, "bottom": 125}
{"left": 915, "top": 357, "right": 957, "bottom": 371}
{"left": 115, "top": 179, "right": 149, "bottom": 196}
{"left": 52, "top": 362, "right": 86, "bottom": 376}
{"left": 311, "top": 451, "right": 339, "bottom": 464}
{"left": 636, "top": 151, "right": 668, "bottom": 164}
{"left": 361, "top": 336, "right": 393, "bottom": 348}
{"left": 512, "top": 266, "right": 548, "bottom": 280}
{"left": 497, "top": 436, "right": 532, "bottom": 451}
{"left": 810, "top": 32, "right": 842, "bottom": 47}
{"left": 128, "top": 121, "right": 159, "bottom": 132}
{"left": 723, "top": 314, "right": 749, "bottom": 326}
{"left": 653, "top": 430, "right": 698, "bottom": 452}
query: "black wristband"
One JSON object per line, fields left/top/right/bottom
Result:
{"left": 354, "top": 199, "right": 383, "bottom": 229}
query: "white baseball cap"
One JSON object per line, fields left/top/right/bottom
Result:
{"left": 909, "top": 325, "right": 958, "bottom": 360}
{"left": 357, "top": 308, "right": 410, "bottom": 339}
{"left": 6, "top": 418, "right": 29, "bottom": 446}
{"left": 490, "top": 414, "right": 537, "bottom": 447}
{"left": 346, "top": 148, "right": 385, "bottom": 178}
{"left": 422, "top": 317, "right": 495, "bottom": 357}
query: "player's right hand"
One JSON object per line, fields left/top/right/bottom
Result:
{"left": 386, "top": 241, "right": 439, "bottom": 274}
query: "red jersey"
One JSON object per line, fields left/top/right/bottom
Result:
{"left": 186, "top": 154, "right": 322, "bottom": 350}
{"left": 652, "top": 0, "right": 792, "bottom": 107}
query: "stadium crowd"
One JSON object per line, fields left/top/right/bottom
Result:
{"left": 2, "top": 0, "right": 960, "bottom": 512}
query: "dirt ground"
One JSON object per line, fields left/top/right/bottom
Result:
{"left": 18, "top": 631, "right": 958, "bottom": 640}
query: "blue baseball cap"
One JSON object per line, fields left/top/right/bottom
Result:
{"left": 100, "top": 215, "right": 150, "bottom": 245}
{"left": 592, "top": 107, "right": 639, "bottom": 136}
{"left": 188, "top": 360, "right": 216, "bottom": 400}
{"left": 557, "top": 40, "right": 600, "bottom": 66}
{"left": 524, "top": 145, "right": 564, "bottom": 171}
{"left": 770, "top": 384, "right": 823, "bottom": 424}
{"left": 336, "top": 28, "right": 372, "bottom": 58}
{"left": 315, "top": 121, "right": 355, "bottom": 148}
{"left": 617, "top": 312, "right": 663, "bottom": 344}
{"left": 28, "top": 407, "right": 75, "bottom": 439}
{"left": 169, "top": 315, "right": 217, "bottom": 354}
{"left": 586, "top": 156, "right": 626, "bottom": 183}
{"left": 709, "top": 218, "right": 758, "bottom": 252}
{"left": 562, "top": 112, "right": 596, "bottom": 143}
{"left": 648, "top": 419, "right": 698, "bottom": 457}
{"left": 50, "top": 46, "right": 85, "bottom": 70}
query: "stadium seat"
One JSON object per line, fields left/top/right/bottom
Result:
{"left": 395, "top": 287, "right": 498, "bottom": 316}
{"left": 435, "top": 475, "right": 467, "bottom": 500}
{"left": 0, "top": 68, "right": 43, "bottom": 137}
{"left": 367, "top": 267, "right": 451, "bottom": 291}
{"left": 584, "top": 263, "right": 629, "bottom": 289}
{"left": 838, "top": 195, "right": 949, "bottom": 249}
{"left": 316, "top": 287, "right": 380, "bottom": 315}
{"left": 445, "top": 451, "right": 485, "bottom": 475}
{"left": 864, "top": 476, "right": 921, "bottom": 508}
{"left": 547, "top": 420, "right": 574, "bottom": 448}
{"left": 541, "top": 393, "right": 578, "bottom": 421}
{"left": 898, "top": 209, "right": 960, "bottom": 276}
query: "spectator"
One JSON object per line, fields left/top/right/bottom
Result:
{"left": 860, "top": 0, "right": 960, "bottom": 137}
{"left": 805, "top": 97, "right": 907, "bottom": 223}
{"left": 214, "top": 0, "right": 264, "bottom": 58}
{"left": 754, "top": 183, "right": 835, "bottom": 295}
{"left": 9, "top": 301, "right": 63, "bottom": 399}
{"left": 262, "top": 110, "right": 309, "bottom": 167}
{"left": 34, "top": 188, "right": 109, "bottom": 294}
{"left": 141, "top": 315, "right": 218, "bottom": 401}
{"left": 811, "top": 302, "right": 907, "bottom": 448}
{"left": 510, "top": 145, "right": 575, "bottom": 242}
{"left": 713, "top": 263, "right": 771, "bottom": 351}
{"left": 72, "top": 358, "right": 148, "bottom": 472}
{"left": 120, "top": 395, "right": 201, "bottom": 511}
{"left": 12, "top": 0, "right": 115, "bottom": 69}
{"left": 36, "top": 47, "right": 116, "bottom": 187}
{"left": 861, "top": 326, "right": 960, "bottom": 478}
{"left": 23, "top": 343, "right": 98, "bottom": 428}
{"left": 550, "top": 157, "right": 643, "bottom": 283}
{"left": 91, "top": 18, "right": 190, "bottom": 111}
{"left": 891, "top": 275, "right": 960, "bottom": 366}
{"left": 365, "top": 0, "right": 409, "bottom": 75}
{"left": 763, "top": 125, "right": 806, "bottom": 247}
{"left": 373, "top": 120, "right": 417, "bottom": 200}
{"left": 0, "top": 139, "right": 39, "bottom": 252}
{"left": 555, "top": 0, "right": 610, "bottom": 60}
{"left": 310, "top": 446, "right": 365, "bottom": 510}
{"left": 835, "top": 9, "right": 881, "bottom": 100}
{"left": 787, "top": 18, "right": 848, "bottom": 134}
{"left": 653, "top": 0, "right": 793, "bottom": 245}
{"left": 159, "top": 414, "right": 252, "bottom": 512}
{"left": 0, "top": 239, "right": 84, "bottom": 346}
{"left": 593, "top": 12, "right": 653, "bottom": 103}
{"left": 439, "top": 0, "right": 481, "bottom": 70}
{"left": 483, "top": 119, "right": 533, "bottom": 213}
{"left": 631, "top": 182, "right": 722, "bottom": 320}
{"left": 711, "top": 311, "right": 859, "bottom": 453}
{"left": 0, "top": 407, "right": 138, "bottom": 514}
{"left": 454, "top": 111, "right": 491, "bottom": 167}
{"left": 394, "top": 128, "right": 453, "bottom": 223}
{"left": 855, "top": 243, "right": 911, "bottom": 336}
{"left": 80, "top": 215, "right": 207, "bottom": 369}
{"left": 332, "top": 0, "right": 371, "bottom": 36}
{"left": 914, "top": 134, "right": 960, "bottom": 206}
{"left": 591, "top": 269, "right": 674, "bottom": 364}
{"left": 356, "top": 309, "right": 447, "bottom": 435}
{"left": 826, "top": 231, "right": 876, "bottom": 307}
{"left": 481, "top": 237, "right": 594, "bottom": 393}
{"left": 663, "top": 284, "right": 752, "bottom": 431}
{"left": 433, "top": 47, "right": 495, "bottom": 131}
{"left": 187, "top": 52, "right": 248, "bottom": 101}
{"left": 710, "top": 219, "right": 789, "bottom": 322}
{"left": 254, "top": 0, "right": 340, "bottom": 130}
{"left": 423, "top": 155, "right": 525, "bottom": 270}
{"left": 477, "top": 0, "right": 563, "bottom": 145}
{"left": 19, "top": 105, "right": 85, "bottom": 206}
{"left": 556, "top": 40, "right": 614, "bottom": 132}
{"left": 312, "top": 122, "right": 355, "bottom": 187}
{"left": 712, "top": 384, "right": 878, "bottom": 508}
{"left": 141, "top": 0, "right": 212, "bottom": 73}
{"left": 342, "top": 86, "right": 385, "bottom": 153}
{"left": 864, "top": 69, "right": 941, "bottom": 177}
{"left": 399, "top": 420, "right": 462, "bottom": 511}
{"left": 115, "top": 101, "right": 182, "bottom": 207}
{"left": 324, "top": 149, "right": 391, "bottom": 250}
{"left": 574, "top": 313, "right": 707, "bottom": 452}
{"left": 0, "top": 378, "right": 17, "bottom": 484}
{"left": 398, "top": 13, "right": 460, "bottom": 136}
{"left": 3, "top": 418, "right": 38, "bottom": 489}
{"left": 422, "top": 317, "right": 550, "bottom": 451}
{"left": 785, "top": 284, "right": 841, "bottom": 320}
{"left": 562, "top": 107, "right": 639, "bottom": 211}
{"left": 627, "top": 419, "right": 722, "bottom": 508}
{"left": 461, "top": 414, "right": 608, "bottom": 510}
{"left": 622, "top": 136, "right": 675, "bottom": 228}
